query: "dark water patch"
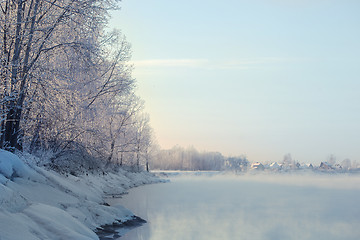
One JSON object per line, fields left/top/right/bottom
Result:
{"left": 96, "top": 216, "right": 146, "bottom": 240}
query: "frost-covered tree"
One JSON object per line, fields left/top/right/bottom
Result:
{"left": 132, "top": 113, "right": 152, "bottom": 171}
{"left": 0, "top": 0, "right": 118, "bottom": 151}
{"left": 340, "top": 158, "right": 351, "bottom": 171}
{"left": 327, "top": 154, "right": 336, "bottom": 166}
{"left": 282, "top": 153, "right": 297, "bottom": 170}
{"left": 152, "top": 146, "right": 246, "bottom": 171}
{"left": 1, "top": 0, "right": 155, "bottom": 171}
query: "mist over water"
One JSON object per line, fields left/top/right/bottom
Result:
{"left": 111, "top": 173, "right": 360, "bottom": 240}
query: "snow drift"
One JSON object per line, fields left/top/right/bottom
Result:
{"left": 0, "top": 149, "right": 161, "bottom": 240}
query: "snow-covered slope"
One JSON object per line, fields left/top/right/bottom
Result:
{"left": 0, "top": 149, "right": 161, "bottom": 240}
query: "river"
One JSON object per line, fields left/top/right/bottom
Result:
{"left": 107, "top": 172, "right": 360, "bottom": 240}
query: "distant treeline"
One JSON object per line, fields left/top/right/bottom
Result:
{"left": 152, "top": 146, "right": 248, "bottom": 171}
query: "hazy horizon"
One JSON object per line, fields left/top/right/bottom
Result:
{"left": 110, "top": 0, "right": 360, "bottom": 164}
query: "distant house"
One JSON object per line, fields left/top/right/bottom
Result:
{"left": 250, "top": 162, "right": 265, "bottom": 171}
{"left": 269, "top": 162, "right": 281, "bottom": 170}
{"left": 319, "top": 162, "right": 334, "bottom": 170}
{"left": 306, "top": 163, "right": 314, "bottom": 169}
{"left": 333, "top": 164, "right": 343, "bottom": 170}
{"left": 297, "top": 163, "right": 314, "bottom": 170}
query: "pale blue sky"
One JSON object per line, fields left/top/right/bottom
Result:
{"left": 110, "top": 0, "right": 360, "bottom": 163}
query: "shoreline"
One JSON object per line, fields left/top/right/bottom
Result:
{"left": 0, "top": 150, "right": 164, "bottom": 240}
{"left": 96, "top": 216, "right": 147, "bottom": 240}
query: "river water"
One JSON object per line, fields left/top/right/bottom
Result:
{"left": 108, "top": 173, "right": 360, "bottom": 240}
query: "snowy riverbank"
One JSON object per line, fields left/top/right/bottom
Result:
{"left": 0, "top": 150, "right": 163, "bottom": 240}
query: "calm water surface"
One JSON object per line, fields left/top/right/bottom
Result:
{"left": 109, "top": 173, "right": 360, "bottom": 240}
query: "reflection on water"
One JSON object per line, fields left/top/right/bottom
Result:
{"left": 109, "top": 174, "right": 360, "bottom": 240}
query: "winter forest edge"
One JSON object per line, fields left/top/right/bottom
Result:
{"left": 1, "top": 0, "right": 360, "bottom": 175}
{"left": 0, "top": 0, "right": 154, "bottom": 172}
{"left": 2, "top": 1, "right": 360, "bottom": 240}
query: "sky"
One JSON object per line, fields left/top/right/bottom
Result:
{"left": 109, "top": 0, "right": 360, "bottom": 164}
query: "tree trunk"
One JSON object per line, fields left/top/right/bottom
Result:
{"left": 3, "top": 0, "right": 24, "bottom": 151}
{"left": 108, "top": 139, "right": 115, "bottom": 162}
{"left": 136, "top": 147, "right": 140, "bottom": 172}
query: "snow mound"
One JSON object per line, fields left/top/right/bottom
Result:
{"left": 24, "top": 203, "right": 98, "bottom": 240}
{"left": 0, "top": 150, "right": 163, "bottom": 240}
{"left": 0, "top": 149, "right": 31, "bottom": 180}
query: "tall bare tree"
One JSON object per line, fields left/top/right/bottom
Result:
{"left": 0, "top": 0, "right": 120, "bottom": 151}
